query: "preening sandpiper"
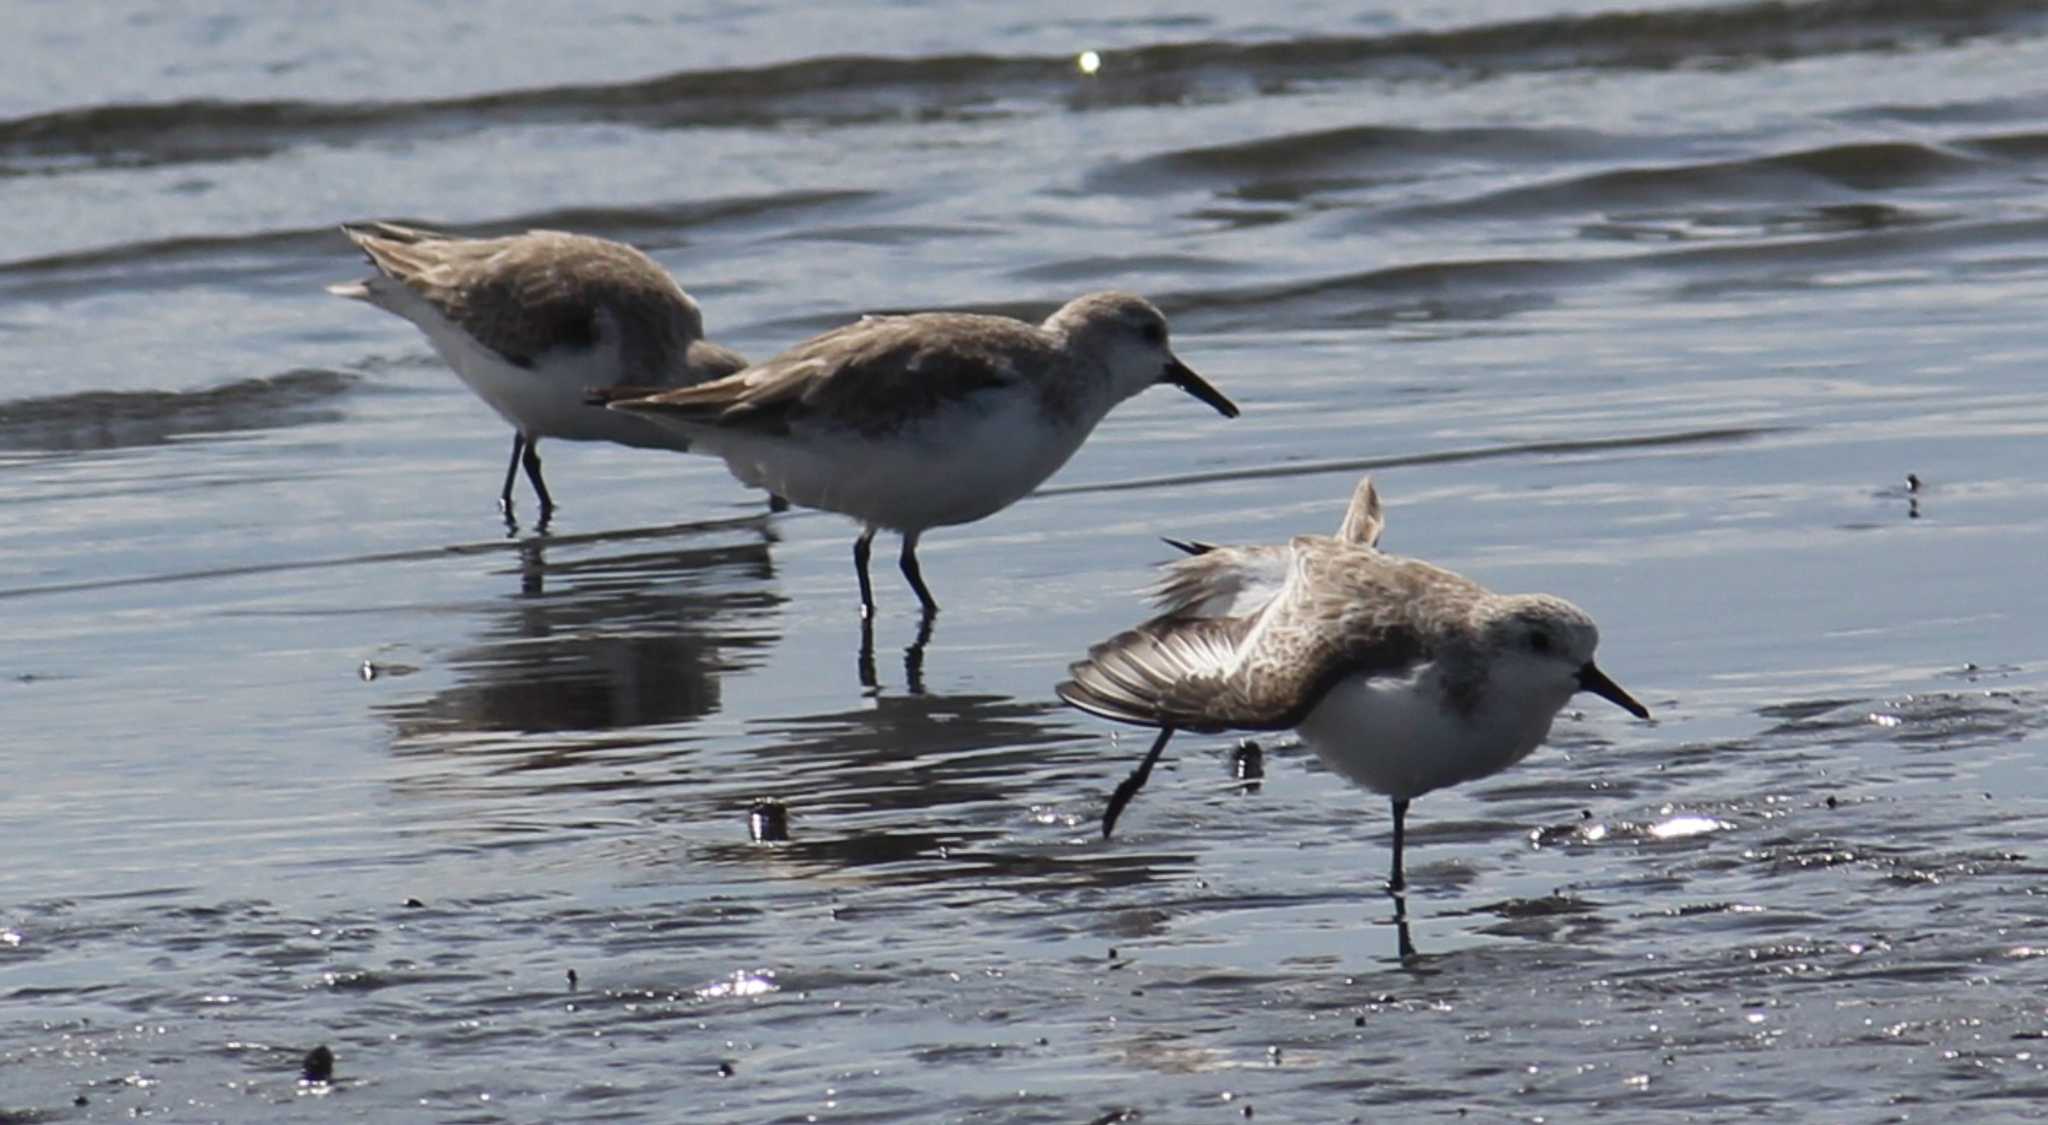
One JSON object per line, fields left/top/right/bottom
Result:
{"left": 605, "top": 292, "right": 1238, "bottom": 617}
{"left": 1058, "top": 476, "right": 1649, "bottom": 892}
{"left": 330, "top": 221, "right": 761, "bottom": 522}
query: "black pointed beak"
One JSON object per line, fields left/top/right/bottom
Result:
{"left": 1577, "top": 661, "right": 1649, "bottom": 719}
{"left": 1160, "top": 358, "right": 1238, "bottom": 418}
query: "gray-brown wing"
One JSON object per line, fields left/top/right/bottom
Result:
{"left": 1149, "top": 542, "right": 1291, "bottom": 619}
{"left": 1059, "top": 539, "right": 1478, "bottom": 732}
{"left": 343, "top": 224, "right": 719, "bottom": 384}
{"left": 609, "top": 312, "right": 1047, "bottom": 436}
{"left": 682, "top": 338, "right": 750, "bottom": 381}
{"left": 1149, "top": 476, "right": 1386, "bottom": 618}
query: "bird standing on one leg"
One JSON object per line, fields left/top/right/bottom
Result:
{"left": 1058, "top": 476, "right": 1649, "bottom": 894}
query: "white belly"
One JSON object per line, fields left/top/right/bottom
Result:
{"left": 369, "top": 283, "right": 695, "bottom": 452}
{"left": 693, "top": 391, "right": 1096, "bottom": 531}
{"left": 1296, "top": 668, "right": 1562, "bottom": 801}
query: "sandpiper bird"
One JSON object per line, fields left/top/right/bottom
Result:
{"left": 1057, "top": 476, "right": 1649, "bottom": 892}
{"left": 329, "top": 221, "right": 764, "bottom": 522}
{"left": 604, "top": 292, "right": 1239, "bottom": 617}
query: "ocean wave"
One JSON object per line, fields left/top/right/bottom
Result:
{"left": 0, "top": 368, "right": 357, "bottom": 452}
{"left": 3, "top": 0, "right": 2038, "bottom": 172}
{"left": 1087, "top": 123, "right": 1637, "bottom": 195}
{"left": 0, "top": 189, "right": 870, "bottom": 287}
{"left": 1154, "top": 213, "right": 2048, "bottom": 332}
{"left": 1386, "top": 140, "right": 1993, "bottom": 223}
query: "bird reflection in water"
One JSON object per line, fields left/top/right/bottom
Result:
{"left": 696, "top": 688, "right": 1185, "bottom": 891}
{"left": 384, "top": 517, "right": 782, "bottom": 743}
{"left": 857, "top": 612, "right": 935, "bottom": 694}
{"left": 506, "top": 502, "right": 545, "bottom": 540}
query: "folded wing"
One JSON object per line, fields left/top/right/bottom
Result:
{"left": 609, "top": 312, "right": 1044, "bottom": 436}
{"left": 338, "top": 222, "right": 728, "bottom": 385}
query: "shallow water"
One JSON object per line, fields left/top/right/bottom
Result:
{"left": 7, "top": 0, "right": 2048, "bottom": 1120}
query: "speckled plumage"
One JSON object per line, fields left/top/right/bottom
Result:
{"left": 335, "top": 222, "right": 746, "bottom": 386}
{"left": 1152, "top": 474, "right": 1386, "bottom": 619}
{"left": 329, "top": 220, "right": 754, "bottom": 520}
{"left": 622, "top": 312, "right": 1063, "bottom": 438}
{"left": 1059, "top": 475, "right": 1648, "bottom": 891}
{"left": 1062, "top": 534, "right": 1496, "bottom": 732}
{"left": 611, "top": 293, "right": 1233, "bottom": 438}
{"left": 610, "top": 292, "right": 1239, "bottom": 616}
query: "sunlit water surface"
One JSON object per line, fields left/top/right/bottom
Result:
{"left": 6, "top": 0, "right": 2048, "bottom": 1120}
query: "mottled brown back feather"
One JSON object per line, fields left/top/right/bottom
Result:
{"left": 341, "top": 223, "right": 726, "bottom": 386}
{"left": 1060, "top": 538, "right": 1489, "bottom": 732}
{"left": 609, "top": 312, "right": 1060, "bottom": 437}
{"left": 1146, "top": 477, "right": 1386, "bottom": 619}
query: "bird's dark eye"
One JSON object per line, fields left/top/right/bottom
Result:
{"left": 1141, "top": 322, "right": 1166, "bottom": 345}
{"left": 1528, "top": 631, "right": 1552, "bottom": 654}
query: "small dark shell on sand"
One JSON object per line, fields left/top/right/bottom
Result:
{"left": 749, "top": 800, "right": 790, "bottom": 842}
{"left": 301, "top": 1044, "right": 335, "bottom": 1083}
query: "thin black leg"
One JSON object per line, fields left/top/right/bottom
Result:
{"left": 521, "top": 436, "right": 554, "bottom": 516}
{"left": 499, "top": 434, "right": 526, "bottom": 515}
{"left": 1391, "top": 890, "right": 1418, "bottom": 963}
{"left": 1387, "top": 797, "right": 1411, "bottom": 894}
{"left": 899, "top": 532, "right": 938, "bottom": 615}
{"left": 1102, "top": 726, "right": 1176, "bottom": 840}
{"left": 853, "top": 529, "right": 877, "bottom": 619}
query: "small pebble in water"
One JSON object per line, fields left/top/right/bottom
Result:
{"left": 717, "top": 1060, "right": 735, "bottom": 1078}
{"left": 566, "top": 969, "right": 578, "bottom": 990}
{"left": 301, "top": 1044, "right": 335, "bottom": 1084}
{"left": 1231, "top": 740, "right": 1264, "bottom": 782}
{"left": 403, "top": 897, "right": 424, "bottom": 908}
{"left": 749, "top": 800, "right": 790, "bottom": 842}
{"left": 74, "top": 1096, "right": 89, "bottom": 1107}
{"left": 1906, "top": 473, "right": 1921, "bottom": 493}
{"left": 359, "top": 660, "right": 377, "bottom": 682}
{"left": 1825, "top": 795, "right": 1838, "bottom": 809}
